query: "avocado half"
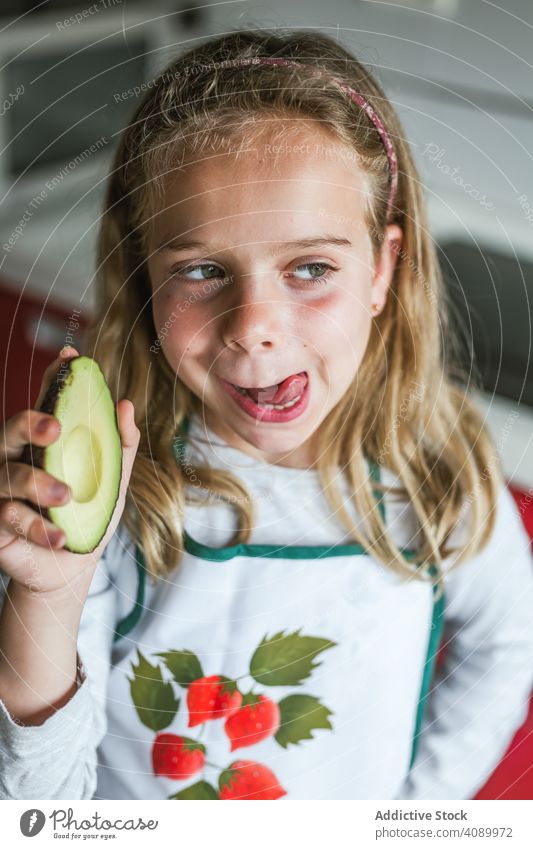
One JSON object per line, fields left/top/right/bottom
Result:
{"left": 21, "top": 355, "right": 122, "bottom": 554}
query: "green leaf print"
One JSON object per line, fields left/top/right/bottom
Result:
{"left": 180, "top": 736, "right": 206, "bottom": 753}
{"left": 250, "top": 629, "right": 337, "bottom": 686}
{"left": 168, "top": 780, "right": 219, "bottom": 800}
{"left": 154, "top": 649, "right": 204, "bottom": 688}
{"left": 275, "top": 694, "right": 334, "bottom": 749}
{"left": 128, "top": 650, "right": 180, "bottom": 731}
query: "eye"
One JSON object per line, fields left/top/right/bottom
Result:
{"left": 289, "top": 261, "right": 340, "bottom": 286}
{"left": 167, "top": 263, "right": 227, "bottom": 282}
{"left": 165, "top": 260, "right": 340, "bottom": 287}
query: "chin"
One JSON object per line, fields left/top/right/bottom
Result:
{"left": 239, "top": 418, "right": 310, "bottom": 449}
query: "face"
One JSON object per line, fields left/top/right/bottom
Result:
{"left": 146, "top": 124, "right": 402, "bottom": 468}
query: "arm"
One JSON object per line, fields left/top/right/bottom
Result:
{"left": 0, "top": 564, "right": 97, "bottom": 725}
{"left": 395, "top": 483, "right": 533, "bottom": 800}
{"left": 0, "top": 550, "right": 116, "bottom": 800}
{"left": 0, "top": 369, "right": 139, "bottom": 801}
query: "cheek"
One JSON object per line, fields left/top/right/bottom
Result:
{"left": 303, "top": 291, "right": 371, "bottom": 362}
{"left": 151, "top": 294, "right": 206, "bottom": 369}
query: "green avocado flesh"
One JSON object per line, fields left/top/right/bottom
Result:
{"left": 36, "top": 356, "right": 122, "bottom": 554}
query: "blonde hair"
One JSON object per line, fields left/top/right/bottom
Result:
{"left": 85, "top": 29, "right": 502, "bottom": 594}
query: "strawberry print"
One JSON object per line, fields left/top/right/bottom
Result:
{"left": 187, "top": 675, "right": 243, "bottom": 727}
{"left": 224, "top": 692, "right": 280, "bottom": 750}
{"left": 219, "top": 760, "right": 287, "bottom": 800}
{"left": 130, "top": 630, "right": 336, "bottom": 800}
{"left": 152, "top": 733, "right": 205, "bottom": 780}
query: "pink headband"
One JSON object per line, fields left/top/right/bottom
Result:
{"left": 218, "top": 56, "right": 399, "bottom": 222}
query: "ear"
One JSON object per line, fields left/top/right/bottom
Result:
{"left": 370, "top": 224, "right": 403, "bottom": 315}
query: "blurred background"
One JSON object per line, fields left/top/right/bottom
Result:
{"left": 0, "top": 0, "right": 532, "bottom": 799}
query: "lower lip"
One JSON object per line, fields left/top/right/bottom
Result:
{"left": 218, "top": 373, "right": 311, "bottom": 423}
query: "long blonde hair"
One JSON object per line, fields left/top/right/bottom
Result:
{"left": 85, "top": 28, "right": 502, "bottom": 593}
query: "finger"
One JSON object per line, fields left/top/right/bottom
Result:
{"left": 0, "top": 409, "right": 62, "bottom": 464}
{"left": 0, "top": 498, "right": 66, "bottom": 551}
{"left": 0, "top": 461, "right": 71, "bottom": 509}
{"left": 0, "top": 346, "right": 79, "bottom": 464}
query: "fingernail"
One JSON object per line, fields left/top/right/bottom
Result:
{"left": 37, "top": 417, "right": 49, "bottom": 434}
{"left": 48, "top": 530, "right": 64, "bottom": 546}
{"left": 51, "top": 482, "right": 69, "bottom": 500}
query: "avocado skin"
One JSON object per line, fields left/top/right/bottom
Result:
{"left": 20, "top": 358, "right": 73, "bottom": 527}
{"left": 20, "top": 356, "right": 122, "bottom": 554}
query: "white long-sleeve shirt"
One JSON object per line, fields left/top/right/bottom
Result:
{"left": 1, "top": 411, "right": 533, "bottom": 800}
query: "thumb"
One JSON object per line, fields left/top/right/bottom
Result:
{"left": 116, "top": 398, "right": 141, "bottom": 495}
{"left": 117, "top": 398, "right": 141, "bottom": 451}
{"left": 94, "top": 399, "right": 140, "bottom": 556}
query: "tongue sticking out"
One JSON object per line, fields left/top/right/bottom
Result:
{"left": 246, "top": 372, "right": 308, "bottom": 405}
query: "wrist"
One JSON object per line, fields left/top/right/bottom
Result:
{"left": 8, "top": 561, "right": 98, "bottom": 607}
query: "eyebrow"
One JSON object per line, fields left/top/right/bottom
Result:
{"left": 156, "top": 235, "right": 353, "bottom": 253}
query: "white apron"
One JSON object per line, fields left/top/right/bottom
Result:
{"left": 95, "top": 417, "right": 444, "bottom": 800}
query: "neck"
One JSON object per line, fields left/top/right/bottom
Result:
{"left": 198, "top": 407, "right": 321, "bottom": 470}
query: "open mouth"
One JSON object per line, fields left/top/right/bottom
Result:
{"left": 228, "top": 371, "right": 308, "bottom": 410}
{"left": 218, "top": 371, "right": 311, "bottom": 422}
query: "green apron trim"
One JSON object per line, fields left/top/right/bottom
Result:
{"left": 113, "top": 414, "right": 445, "bottom": 774}
{"left": 174, "top": 414, "right": 387, "bottom": 561}
{"left": 112, "top": 545, "right": 146, "bottom": 644}
{"left": 410, "top": 565, "right": 445, "bottom": 769}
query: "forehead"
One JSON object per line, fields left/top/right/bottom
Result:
{"left": 150, "top": 122, "right": 370, "bottom": 243}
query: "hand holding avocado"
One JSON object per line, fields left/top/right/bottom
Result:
{"left": 0, "top": 346, "right": 140, "bottom": 596}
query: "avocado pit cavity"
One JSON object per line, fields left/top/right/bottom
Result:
{"left": 62, "top": 425, "right": 102, "bottom": 503}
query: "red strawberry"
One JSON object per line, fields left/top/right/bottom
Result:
{"left": 152, "top": 733, "right": 205, "bottom": 780}
{"left": 187, "top": 675, "right": 242, "bottom": 727}
{"left": 219, "top": 760, "right": 287, "bottom": 800}
{"left": 224, "top": 693, "right": 280, "bottom": 750}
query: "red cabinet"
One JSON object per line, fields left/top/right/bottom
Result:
{"left": 0, "top": 281, "right": 87, "bottom": 419}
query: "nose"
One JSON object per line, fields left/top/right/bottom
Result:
{"left": 219, "top": 274, "right": 288, "bottom": 353}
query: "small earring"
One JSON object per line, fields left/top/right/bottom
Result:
{"left": 371, "top": 302, "right": 381, "bottom": 316}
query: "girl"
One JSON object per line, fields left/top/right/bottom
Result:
{"left": 1, "top": 29, "right": 533, "bottom": 801}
